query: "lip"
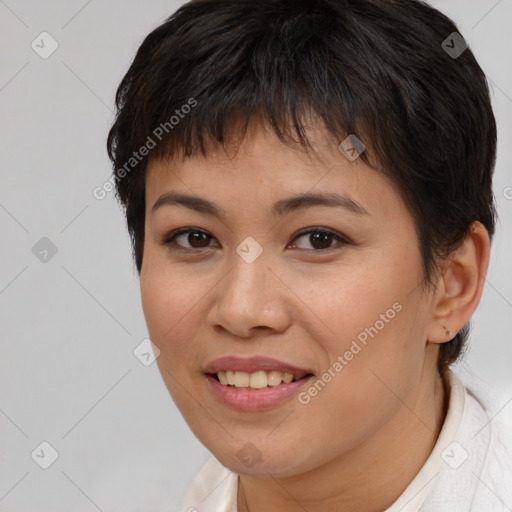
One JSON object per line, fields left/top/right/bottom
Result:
{"left": 203, "top": 356, "right": 315, "bottom": 412}
{"left": 203, "top": 356, "right": 314, "bottom": 376}
{"left": 205, "top": 373, "right": 315, "bottom": 411}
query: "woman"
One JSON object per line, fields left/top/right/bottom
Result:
{"left": 107, "top": 0, "right": 510, "bottom": 510}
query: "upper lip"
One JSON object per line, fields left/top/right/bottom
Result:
{"left": 204, "top": 356, "right": 314, "bottom": 377}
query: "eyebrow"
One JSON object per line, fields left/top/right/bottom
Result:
{"left": 151, "top": 191, "right": 369, "bottom": 218}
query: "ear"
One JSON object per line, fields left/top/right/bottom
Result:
{"left": 426, "top": 221, "right": 491, "bottom": 344}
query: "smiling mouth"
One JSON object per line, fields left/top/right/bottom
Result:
{"left": 210, "top": 370, "right": 314, "bottom": 389}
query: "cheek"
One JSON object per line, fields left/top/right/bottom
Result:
{"left": 140, "top": 256, "right": 202, "bottom": 365}
{"left": 293, "top": 295, "right": 427, "bottom": 464}
{"left": 307, "top": 264, "right": 408, "bottom": 353}
{"left": 305, "top": 249, "right": 428, "bottom": 401}
{"left": 140, "top": 260, "right": 206, "bottom": 414}
{"left": 141, "top": 243, "right": 191, "bottom": 328}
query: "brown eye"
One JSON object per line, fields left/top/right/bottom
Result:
{"left": 165, "top": 228, "right": 216, "bottom": 250}
{"left": 290, "top": 228, "right": 349, "bottom": 251}
{"left": 163, "top": 226, "right": 349, "bottom": 253}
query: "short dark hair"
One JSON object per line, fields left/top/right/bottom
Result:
{"left": 107, "top": 0, "right": 497, "bottom": 373}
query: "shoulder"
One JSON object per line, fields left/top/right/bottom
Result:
{"left": 430, "top": 371, "right": 512, "bottom": 511}
{"left": 465, "top": 380, "right": 512, "bottom": 511}
{"left": 406, "top": 370, "right": 512, "bottom": 511}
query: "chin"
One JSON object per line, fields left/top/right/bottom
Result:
{"left": 208, "top": 439, "right": 315, "bottom": 478}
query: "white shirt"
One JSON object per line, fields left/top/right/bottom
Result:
{"left": 179, "top": 370, "right": 512, "bottom": 511}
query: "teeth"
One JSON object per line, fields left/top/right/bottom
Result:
{"left": 267, "top": 371, "right": 283, "bottom": 386}
{"left": 234, "top": 371, "right": 250, "bottom": 388}
{"left": 215, "top": 370, "right": 301, "bottom": 388}
{"left": 282, "top": 372, "right": 294, "bottom": 384}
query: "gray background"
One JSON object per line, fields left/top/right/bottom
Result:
{"left": 0, "top": 1, "right": 511, "bottom": 511}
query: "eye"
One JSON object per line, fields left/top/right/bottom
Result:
{"left": 163, "top": 228, "right": 218, "bottom": 251}
{"left": 289, "top": 227, "right": 350, "bottom": 251}
{"left": 163, "top": 227, "right": 350, "bottom": 253}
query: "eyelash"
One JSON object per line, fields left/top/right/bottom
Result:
{"left": 162, "top": 227, "right": 351, "bottom": 253}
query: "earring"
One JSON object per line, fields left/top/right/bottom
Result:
{"left": 444, "top": 326, "right": 452, "bottom": 339}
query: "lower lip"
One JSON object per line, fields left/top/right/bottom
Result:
{"left": 205, "top": 374, "right": 314, "bottom": 411}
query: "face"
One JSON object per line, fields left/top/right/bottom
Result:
{"left": 140, "top": 119, "right": 438, "bottom": 478}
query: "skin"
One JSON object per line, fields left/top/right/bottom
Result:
{"left": 140, "top": 117, "right": 490, "bottom": 512}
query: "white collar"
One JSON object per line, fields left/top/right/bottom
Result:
{"left": 385, "top": 370, "right": 491, "bottom": 511}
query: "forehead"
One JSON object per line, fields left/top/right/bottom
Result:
{"left": 144, "top": 119, "right": 407, "bottom": 224}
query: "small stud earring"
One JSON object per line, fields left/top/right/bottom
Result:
{"left": 444, "top": 327, "right": 451, "bottom": 338}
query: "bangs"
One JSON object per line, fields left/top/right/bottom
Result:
{"left": 111, "top": 3, "right": 382, "bottom": 168}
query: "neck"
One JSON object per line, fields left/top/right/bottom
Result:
{"left": 237, "top": 367, "right": 448, "bottom": 512}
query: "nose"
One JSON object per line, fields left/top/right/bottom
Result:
{"left": 207, "top": 249, "right": 291, "bottom": 338}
